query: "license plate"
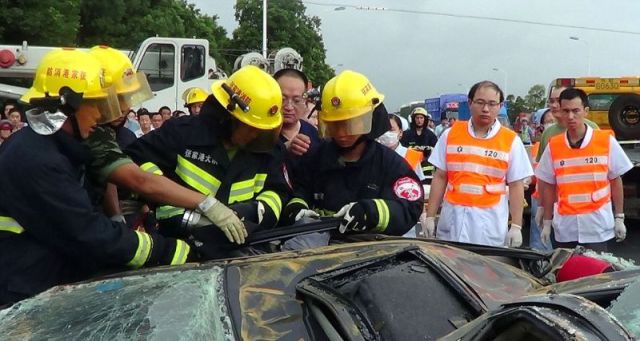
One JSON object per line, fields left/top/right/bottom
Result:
{"left": 595, "top": 78, "right": 620, "bottom": 90}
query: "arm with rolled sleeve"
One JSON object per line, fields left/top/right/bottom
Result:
{"left": 426, "top": 129, "right": 449, "bottom": 218}
{"left": 608, "top": 136, "right": 634, "bottom": 215}
{"left": 535, "top": 145, "right": 557, "bottom": 221}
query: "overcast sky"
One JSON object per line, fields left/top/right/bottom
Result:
{"left": 193, "top": 0, "right": 640, "bottom": 111}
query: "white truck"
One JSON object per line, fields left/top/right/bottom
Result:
{"left": 0, "top": 37, "right": 227, "bottom": 112}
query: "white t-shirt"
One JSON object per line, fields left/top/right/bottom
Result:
{"left": 535, "top": 126, "right": 633, "bottom": 242}
{"left": 428, "top": 120, "right": 533, "bottom": 246}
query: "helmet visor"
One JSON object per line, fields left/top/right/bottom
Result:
{"left": 117, "top": 72, "right": 154, "bottom": 110}
{"left": 319, "top": 110, "right": 372, "bottom": 138}
{"left": 86, "top": 86, "right": 121, "bottom": 124}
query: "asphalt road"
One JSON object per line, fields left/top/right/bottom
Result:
{"left": 522, "top": 216, "right": 640, "bottom": 263}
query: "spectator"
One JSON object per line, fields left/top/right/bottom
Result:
{"left": 2, "top": 99, "right": 17, "bottom": 120}
{"left": 434, "top": 113, "right": 449, "bottom": 138}
{"left": 137, "top": 109, "right": 153, "bottom": 136}
{"left": 517, "top": 116, "right": 535, "bottom": 145}
{"left": 124, "top": 109, "right": 142, "bottom": 136}
{"left": 401, "top": 107, "right": 438, "bottom": 177}
{"left": 150, "top": 112, "right": 163, "bottom": 129}
{"left": 6, "top": 108, "right": 25, "bottom": 132}
{"left": 158, "top": 106, "right": 172, "bottom": 122}
{"left": 0, "top": 120, "right": 12, "bottom": 145}
{"left": 172, "top": 110, "right": 188, "bottom": 118}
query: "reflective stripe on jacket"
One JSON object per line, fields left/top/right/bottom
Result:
{"left": 445, "top": 121, "right": 516, "bottom": 208}
{"left": 549, "top": 130, "right": 611, "bottom": 215}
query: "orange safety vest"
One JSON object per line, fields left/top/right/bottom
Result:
{"left": 404, "top": 148, "right": 423, "bottom": 171}
{"left": 549, "top": 130, "right": 611, "bottom": 215}
{"left": 530, "top": 142, "right": 540, "bottom": 199}
{"left": 445, "top": 121, "right": 516, "bottom": 208}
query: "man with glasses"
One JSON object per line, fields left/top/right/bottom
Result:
{"left": 533, "top": 86, "right": 600, "bottom": 235}
{"left": 274, "top": 69, "right": 320, "bottom": 162}
{"left": 423, "top": 81, "right": 533, "bottom": 247}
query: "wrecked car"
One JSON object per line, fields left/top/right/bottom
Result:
{"left": 1, "top": 234, "right": 639, "bottom": 340}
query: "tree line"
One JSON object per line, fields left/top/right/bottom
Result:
{"left": 0, "top": 0, "right": 335, "bottom": 86}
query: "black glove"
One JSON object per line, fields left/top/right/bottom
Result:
{"left": 280, "top": 201, "right": 306, "bottom": 226}
{"left": 333, "top": 202, "right": 371, "bottom": 233}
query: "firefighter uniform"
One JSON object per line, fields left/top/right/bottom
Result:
{"left": 286, "top": 137, "right": 423, "bottom": 236}
{"left": 125, "top": 97, "right": 291, "bottom": 238}
{"left": 0, "top": 49, "right": 190, "bottom": 306}
{"left": 0, "top": 128, "right": 189, "bottom": 305}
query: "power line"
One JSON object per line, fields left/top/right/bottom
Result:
{"left": 304, "top": 1, "right": 640, "bottom": 36}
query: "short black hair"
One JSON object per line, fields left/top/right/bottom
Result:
{"left": 158, "top": 106, "right": 171, "bottom": 113}
{"left": 468, "top": 80, "right": 504, "bottom": 103}
{"left": 273, "top": 68, "right": 309, "bottom": 87}
{"left": 137, "top": 108, "right": 150, "bottom": 119}
{"left": 150, "top": 111, "right": 162, "bottom": 119}
{"left": 559, "top": 88, "right": 589, "bottom": 108}
{"left": 388, "top": 114, "right": 402, "bottom": 130}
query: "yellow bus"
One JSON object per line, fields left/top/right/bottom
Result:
{"left": 552, "top": 77, "right": 640, "bottom": 140}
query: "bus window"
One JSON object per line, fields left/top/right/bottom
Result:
{"left": 138, "top": 43, "right": 175, "bottom": 92}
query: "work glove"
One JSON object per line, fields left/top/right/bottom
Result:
{"left": 505, "top": 223, "right": 522, "bottom": 247}
{"left": 199, "top": 195, "right": 247, "bottom": 245}
{"left": 333, "top": 202, "right": 370, "bottom": 234}
{"left": 295, "top": 209, "right": 320, "bottom": 221}
{"left": 541, "top": 220, "right": 552, "bottom": 247}
{"left": 615, "top": 214, "right": 626, "bottom": 242}
{"left": 110, "top": 214, "right": 127, "bottom": 224}
{"left": 534, "top": 206, "right": 544, "bottom": 228}
{"left": 280, "top": 200, "right": 307, "bottom": 226}
{"left": 416, "top": 214, "right": 435, "bottom": 238}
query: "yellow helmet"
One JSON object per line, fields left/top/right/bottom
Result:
{"left": 88, "top": 45, "right": 153, "bottom": 110}
{"left": 182, "top": 87, "right": 208, "bottom": 106}
{"left": 211, "top": 65, "right": 282, "bottom": 130}
{"left": 21, "top": 48, "right": 120, "bottom": 128}
{"left": 319, "top": 70, "right": 384, "bottom": 137}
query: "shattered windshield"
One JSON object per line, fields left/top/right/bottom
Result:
{"left": 0, "top": 267, "right": 234, "bottom": 340}
{"left": 608, "top": 278, "right": 640, "bottom": 337}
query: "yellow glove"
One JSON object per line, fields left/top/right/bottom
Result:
{"left": 199, "top": 195, "right": 247, "bottom": 244}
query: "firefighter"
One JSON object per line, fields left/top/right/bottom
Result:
{"left": 125, "top": 65, "right": 291, "bottom": 259}
{"left": 281, "top": 70, "right": 423, "bottom": 236}
{"left": 85, "top": 46, "right": 241, "bottom": 236}
{"left": 424, "top": 81, "right": 533, "bottom": 247}
{"left": 0, "top": 49, "right": 191, "bottom": 305}
{"left": 536, "top": 88, "right": 633, "bottom": 251}
{"left": 401, "top": 107, "right": 438, "bottom": 178}
{"left": 182, "top": 87, "right": 208, "bottom": 115}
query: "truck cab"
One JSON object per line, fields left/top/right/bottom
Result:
{"left": 0, "top": 37, "right": 225, "bottom": 111}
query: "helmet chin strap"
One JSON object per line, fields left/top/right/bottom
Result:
{"left": 70, "top": 115, "right": 83, "bottom": 140}
{"left": 336, "top": 135, "right": 368, "bottom": 154}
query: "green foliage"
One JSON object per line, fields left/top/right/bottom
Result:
{"left": 0, "top": 0, "right": 81, "bottom": 46}
{"left": 0, "top": 0, "right": 230, "bottom": 71}
{"left": 507, "top": 84, "right": 547, "bottom": 122}
{"left": 231, "top": 0, "right": 334, "bottom": 86}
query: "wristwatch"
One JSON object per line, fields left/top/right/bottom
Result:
{"left": 197, "top": 195, "right": 218, "bottom": 213}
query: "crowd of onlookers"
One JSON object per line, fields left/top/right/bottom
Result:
{"left": 0, "top": 100, "right": 27, "bottom": 146}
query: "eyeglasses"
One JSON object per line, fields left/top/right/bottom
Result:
{"left": 471, "top": 99, "right": 501, "bottom": 108}
{"left": 283, "top": 96, "right": 306, "bottom": 108}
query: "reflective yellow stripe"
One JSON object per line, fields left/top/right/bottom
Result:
{"left": 0, "top": 216, "right": 25, "bottom": 234}
{"left": 286, "top": 197, "right": 309, "bottom": 209}
{"left": 229, "top": 178, "right": 256, "bottom": 203}
{"left": 253, "top": 173, "right": 267, "bottom": 193}
{"left": 256, "top": 190, "right": 282, "bottom": 219}
{"left": 156, "top": 206, "right": 186, "bottom": 220}
{"left": 372, "top": 199, "right": 389, "bottom": 232}
{"left": 228, "top": 173, "right": 269, "bottom": 204}
{"left": 175, "top": 155, "right": 221, "bottom": 195}
{"left": 127, "top": 231, "right": 152, "bottom": 268}
{"left": 140, "top": 162, "right": 163, "bottom": 175}
{"left": 170, "top": 240, "right": 190, "bottom": 265}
